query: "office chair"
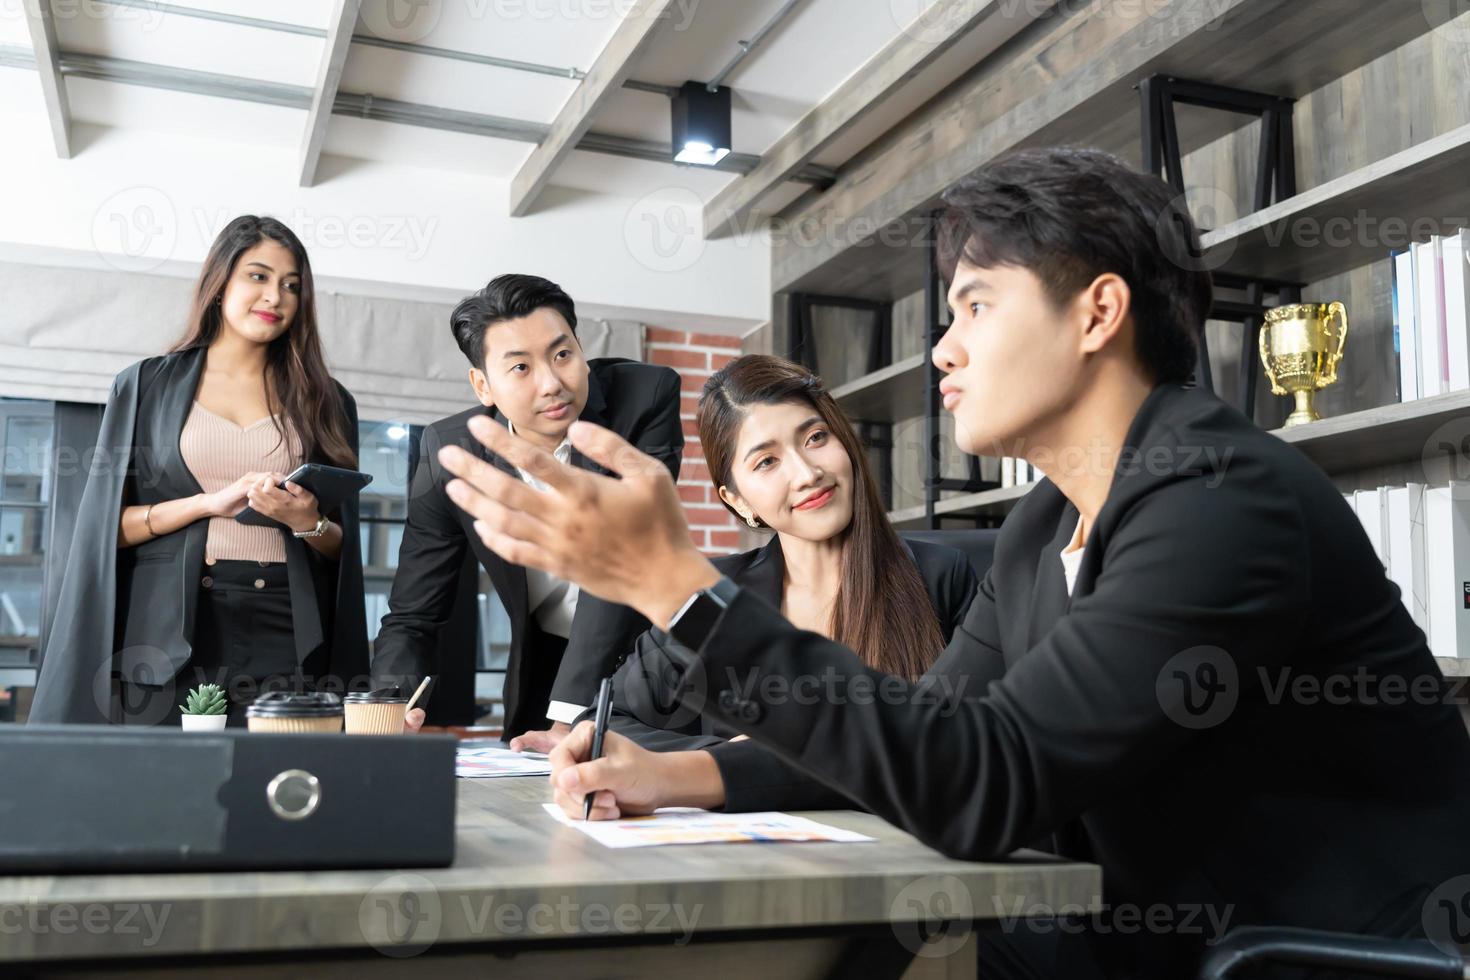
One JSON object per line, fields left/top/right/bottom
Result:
{"left": 900, "top": 529, "right": 1000, "bottom": 580}
{"left": 1198, "top": 927, "right": 1466, "bottom": 979}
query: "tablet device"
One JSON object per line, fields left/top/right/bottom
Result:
{"left": 234, "top": 463, "right": 373, "bottom": 528}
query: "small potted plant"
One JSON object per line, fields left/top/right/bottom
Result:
{"left": 179, "top": 683, "right": 229, "bottom": 731}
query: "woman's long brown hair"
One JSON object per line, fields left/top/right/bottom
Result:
{"left": 171, "top": 215, "right": 355, "bottom": 469}
{"left": 699, "top": 355, "right": 943, "bottom": 680}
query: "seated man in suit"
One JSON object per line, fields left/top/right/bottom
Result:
{"left": 371, "top": 273, "right": 681, "bottom": 743}
{"left": 436, "top": 148, "right": 1470, "bottom": 978}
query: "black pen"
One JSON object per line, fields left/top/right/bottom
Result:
{"left": 584, "top": 677, "right": 613, "bottom": 820}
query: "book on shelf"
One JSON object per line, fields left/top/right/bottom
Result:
{"left": 1386, "top": 484, "right": 1428, "bottom": 631}
{"left": 1348, "top": 480, "right": 1470, "bottom": 658}
{"left": 1393, "top": 231, "right": 1470, "bottom": 403}
{"left": 1393, "top": 248, "right": 1420, "bottom": 402}
{"left": 1444, "top": 230, "right": 1470, "bottom": 393}
{"left": 998, "top": 457, "right": 1037, "bottom": 488}
{"left": 1352, "top": 487, "right": 1388, "bottom": 571}
{"left": 1414, "top": 237, "right": 1446, "bottom": 398}
{"left": 1426, "top": 483, "right": 1470, "bottom": 659}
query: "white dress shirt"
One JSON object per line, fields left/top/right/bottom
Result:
{"left": 1060, "top": 516, "right": 1086, "bottom": 597}
{"left": 506, "top": 419, "right": 583, "bottom": 725}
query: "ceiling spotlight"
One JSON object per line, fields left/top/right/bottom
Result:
{"left": 671, "top": 81, "right": 731, "bottom": 166}
{"left": 386, "top": 425, "right": 408, "bottom": 441}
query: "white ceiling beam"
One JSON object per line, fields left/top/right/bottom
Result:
{"left": 298, "top": 0, "right": 362, "bottom": 187}
{"left": 703, "top": 0, "right": 1050, "bottom": 239}
{"left": 22, "top": 0, "right": 71, "bottom": 158}
{"left": 508, "top": 0, "right": 679, "bottom": 217}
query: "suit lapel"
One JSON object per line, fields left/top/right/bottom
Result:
{"left": 568, "top": 368, "right": 611, "bottom": 476}
{"left": 160, "top": 347, "right": 207, "bottom": 497}
{"left": 1024, "top": 502, "right": 1081, "bottom": 652}
{"left": 734, "top": 537, "right": 785, "bottom": 606}
{"left": 479, "top": 406, "right": 528, "bottom": 621}
{"left": 155, "top": 347, "right": 210, "bottom": 649}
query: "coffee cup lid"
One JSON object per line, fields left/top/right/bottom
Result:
{"left": 246, "top": 691, "right": 344, "bottom": 717}
{"left": 345, "top": 687, "right": 409, "bottom": 705}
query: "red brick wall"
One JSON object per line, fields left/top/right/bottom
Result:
{"left": 645, "top": 328, "right": 743, "bottom": 555}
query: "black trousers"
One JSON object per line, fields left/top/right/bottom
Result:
{"left": 119, "top": 560, "right": 298, "bottom": 728}
{"left": 502, "top": 627, "right": 568, "bottom": 738}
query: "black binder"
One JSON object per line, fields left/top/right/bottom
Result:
{"left": 0, "top": 726, "right": 457, "bottom": 872}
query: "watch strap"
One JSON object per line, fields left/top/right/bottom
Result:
{"left": 293, "top": 514, "right": 330, "bottom": 539}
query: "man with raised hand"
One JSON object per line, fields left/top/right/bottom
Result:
{"left": 435, "top": 149, "right": 1470, "bottom": 978}
{"left": 371, "top": 273, "right": 681, "bottom": 746}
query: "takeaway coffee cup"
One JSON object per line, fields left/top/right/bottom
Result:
{"left": 245, "top": 691, "right": 344, "bottom": 733}
{"left": 344, "top": 689, "right": 410, "bottom": 734}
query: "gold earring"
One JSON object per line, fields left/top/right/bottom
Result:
{"left": 745, "top": 515, "right": 759, "bottom": 529}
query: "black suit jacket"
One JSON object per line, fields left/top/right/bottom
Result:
{"left": 372, "top": 357, "right": 682, "bottom": 738}
{"left": 650, "top": 382, "right": 1470, "bottom": 978}
{"left": 31, "top": 346, "right": 368, "bottom": 723}
{"left": 602, "top": 534, "right": 977, "bottom": 811}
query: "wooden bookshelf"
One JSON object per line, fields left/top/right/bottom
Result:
{"left": 1271, "top": 387, "right": 1470, "bottom": 474}
{"left": 888, "top": 481, "right": 1037, "bottom": 529}
{"left": 1437, "top": 657, "right": 1470, "bottom": 678}
{"left": 772, "top": 0, "right": 1461, "bottom": 303}
{"left": 775, "top": 0, "right": 1470, "bottom": 532}
{"left": 882, "top": 387, "right": 1470, "bottom": 526}
{"left": 1201, "top": 122, "right": 1470, "bottom": 283}
{"left": 830, "top": 353, "right": 925, "bottom": 422}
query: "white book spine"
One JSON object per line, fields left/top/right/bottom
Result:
{"left": 1387, "top": 485, "right": 1429, "bottom": 629}
{"left": 1410, "top": 482, "right": 1429, "bottom": 630}
{"left": 1416, "top": 238, "right": 1446, "bottom": 397}
{"left": 1354, "top": 488, "right": 1389, "bottom": 571}
{"left": 1426, "top": 483, "right": 1470, "bottom": 658}
{"left": 1395, "top": 249, "right": 1421, "bottom": 402}
{"left": 1443, "top": 230, "right": 1470, "bottom": 393}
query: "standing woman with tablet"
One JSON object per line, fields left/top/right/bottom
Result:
{"left": 31, "top": 215, "right": 368, "bottom": 726}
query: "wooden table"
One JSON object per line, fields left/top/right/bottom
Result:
{"left": 0, "top": 777, "right": 1100, "bottom": 978}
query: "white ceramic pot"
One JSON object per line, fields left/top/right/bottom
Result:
{"left": 181, "top": 713, "right": 228, "bottom": 732}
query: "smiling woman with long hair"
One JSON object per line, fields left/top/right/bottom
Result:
{"left": 31, "top": 215, "right": 368, "bottom": 725}
{"left": 544, "top": 354, "right": 979, "bottom": 817}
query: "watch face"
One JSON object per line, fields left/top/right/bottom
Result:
{"left": 670, "top": 586, "right": 733, "bottom": 653}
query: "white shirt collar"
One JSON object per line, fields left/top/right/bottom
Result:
{"left": 505, "top": 418, "right": 572, "bottom": 490}
{"left": 505, "top": 418, "right": 572, "bottom": 459}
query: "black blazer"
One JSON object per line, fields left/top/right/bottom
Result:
{"left": 606, "top": 534, "right": 978, "bottom": 811}
{"left": 371, "top": 357, "right": 682, "bottom": 738}
{"left": 31, "top": 346, "right": 369, "bottom": 723}
{"left": 648, "top": 382, "right": 1470, "bottom": 979}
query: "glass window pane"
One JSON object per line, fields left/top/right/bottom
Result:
{"left": 3, "top": 413, "right": 52, "bottom": 503}
{"left": 385, "top": 523, "right": 403, "bottom": 567}
{"left": 358, "top": 421, "right": 413, "bottom": 500}
{"left": 477, "top": 590, "right": 511, "bottom": 671}
{"left": 0, "top": 507, "right": 45, "bottom": 557}
{"left": 0, "top": 563, "right": 43, "bottom": 641}
{"left": 358, "top": 419, "right": 413, "bottom": 652}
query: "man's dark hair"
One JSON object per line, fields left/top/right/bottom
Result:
{"left": 936, "top": 147, "right": 1211, "bottom": 384}
{"left": 450, "top": 273, "right": 578, "bottom": 369}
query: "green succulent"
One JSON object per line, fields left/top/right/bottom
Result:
{"left": 179, "top": 683, "right": 228, "bottom": 716}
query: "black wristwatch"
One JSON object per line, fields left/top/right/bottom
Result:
{"left": 667, "top": 576, "right": 741, "bottom": 652}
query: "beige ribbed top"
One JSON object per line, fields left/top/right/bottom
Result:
{"left": 180, "top": 401, "right": 305, "bottom": 563}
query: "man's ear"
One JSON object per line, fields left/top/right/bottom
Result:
{"left": 468, "top": 367, "right": 495, "bottom": 408}
{"left": 1077, "top": 272, "right": 1132, "bottom": 356}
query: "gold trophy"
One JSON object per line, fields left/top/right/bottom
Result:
{"left": 1259, "top": 301, "right": 1348, "bottom": 427}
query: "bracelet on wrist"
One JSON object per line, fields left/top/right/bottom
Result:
{"left": 293, "top": 514, "right": 331, "bottom": 539}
